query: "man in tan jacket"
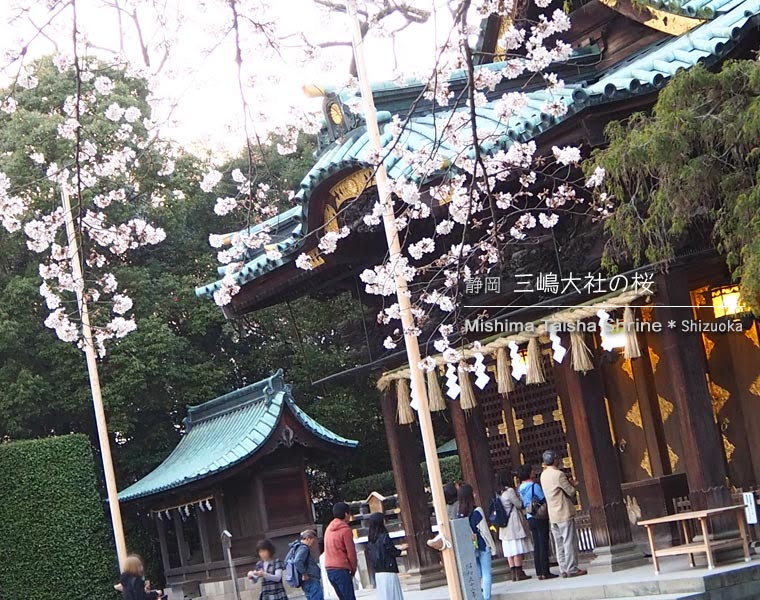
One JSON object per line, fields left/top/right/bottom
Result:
{"left": 540, "top": 450, "right": 587, "bottom": 578}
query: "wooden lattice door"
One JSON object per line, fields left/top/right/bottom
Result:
{"left": 478, "top": 350, "right": 576, "bottom": 476}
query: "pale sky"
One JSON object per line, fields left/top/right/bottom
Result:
{"left": 0, "top": 0, "right": 459, "bottom": 156}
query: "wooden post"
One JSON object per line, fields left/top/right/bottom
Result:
{"left": 555, "top": 334, "right": 643, "bottom": 570}
{"left": 630, "top": 331, "right": 670, "bottom": 478}
{"left": 156, "top": 514, "right": 172, "bottom": 574}
{"left": 172, "top": 511, "right": 188, "bottom": 567}
{"left": 449, "top": 399, "right": 494, "bottom": 506}
{"left": 380, "top": 390, "right": 442, "bottom": 588}
{"left": 654, "top": 270, "right": 731, "bottom": 511}
{"left": 344, "top": 3, "right": 462, "bottom": 597}
{"left": 60, "top": 187, "right": 127, "bottom": 567}
{"left": 197, "top": 507, "right": 212, "bottom": 566}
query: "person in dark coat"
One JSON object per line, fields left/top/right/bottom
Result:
{"left": 366, "top": 512, "right": 407, "bottom": 600}
{"left": 116, "top": 554, "right": 162, "bottom": 600}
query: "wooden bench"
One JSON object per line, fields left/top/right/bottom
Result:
{"left": 638, "top": 505, "right": 751, "bottom": 574}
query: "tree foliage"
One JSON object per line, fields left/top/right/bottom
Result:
{"left": 0, "top": 59, "right": 389, "bottom": 495}
{"left": 589, "top": 60, "right": 760, "bottom": 308}
{"left": 0, "top": 434, "right": 117, "bottom": 600}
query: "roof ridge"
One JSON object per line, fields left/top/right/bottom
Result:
{"left": 185, "top": 369, "right": 285, "bottom": 428}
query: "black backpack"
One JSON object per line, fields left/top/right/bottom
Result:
{"left": 488, "top": 494, "right": 510, "bottom": 528}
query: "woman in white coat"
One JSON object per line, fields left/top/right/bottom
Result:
{"left": 496, "top": 471, "right": 533, "bottom": 582}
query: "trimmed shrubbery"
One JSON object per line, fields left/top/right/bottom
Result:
{"left": 0, "top": 434, "right": 117, "bottom": 600}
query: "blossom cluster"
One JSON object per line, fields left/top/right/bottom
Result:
{"left": 0, "top": 58, "right": 172, "bottom": 356}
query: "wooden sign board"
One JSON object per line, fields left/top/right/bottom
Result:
{"left": 450, "top": 517, "right": 484, "bottom": 600}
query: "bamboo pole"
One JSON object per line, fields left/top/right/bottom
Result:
{"left": 342, "top": 4, "right": 463, "bottom": 597}
{"left": 60, "top": 187, "right": 128, "bottom": 569}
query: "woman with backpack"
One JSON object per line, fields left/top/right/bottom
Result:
{"left": 458, "top": 483, "right": 497, "bottom": 600}
{"left": 496, "top": 471, "right": 533, "bottom": 582}
{"left": 366, "top": 512, "right": 407, "bottom": 600}
{"left": 517, "top": 464, "right": 556, "bottom": 580}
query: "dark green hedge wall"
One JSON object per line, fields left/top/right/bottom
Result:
{"left": 339, "top": 455, "right": 462, "bottom": 500}
{"left": 0, "top": 434, "right": 117, "bottom": 600}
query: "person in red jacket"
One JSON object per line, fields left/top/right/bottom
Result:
{"left": 324, "top": 502, "right": 358, "bottom": 600}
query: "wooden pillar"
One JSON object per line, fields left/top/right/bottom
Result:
{"left": 155, "top": 513, "right": 172, "bottom": 574}
{"left": 197, "top": 508, "right": 212, "bottom": 566}
{"left": 555, "top": 334, "right": 643, "bottom": 570}
{"left": 172, "top": 511, "right": 188, "bottom": 567}
{"left": 379, "top": 390, "right": 442, "bottom": 588}
{"left": 654, "top": 270, "right": 731, "bottom": 510}
{"left": 631, "top": 331, "right": 671, "bottom": 478}
{"left": 449, "top": 398, "right": 494, "bottom": 506}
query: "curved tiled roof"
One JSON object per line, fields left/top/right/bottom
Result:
{"left": 118, "top": 370, "right": 357, "bottom": 502}
{"left": 196, "top": 0, "right": 760, "bottom": 300}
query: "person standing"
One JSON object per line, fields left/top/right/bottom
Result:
{"left": 496, "top": 471, "right": 533, "bottom": 582}
{"left": 366, "top": 512, "right": 408, "bottom": 600}
{"left": 458, "top": 483, "right": 497, "bottom": 600}
{"left": 248, "top": 539, "right": 288, "bottom": 600}
{"left": 444, "top": 482, "right": 459, "bottom": 520}
{"left": 293, "top": 529, "right": 324, "bottom": 600}
{"left": 117, "top": 554, "right": 163, "bottom": 600}
{"left": 540, "top": 450, "right": 587, "bottom": 578}
{"left": 324, "top": 502, "right": 358, "bottom": 600}
{"left": 518, "top": 464, "right": 556, "bottom": 580}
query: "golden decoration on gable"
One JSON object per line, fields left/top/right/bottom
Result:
{"left": 658, "top": 395, "right": 674, "bottom": 423}
{"left": 329, "top": 168, "right": 375, "bottom": 208}
{"left": 323, "top": 203, "right": 338, "bottom": 234}
{"left": 626, "top": 401, "right": 643, "bottom": 429}
{"left": 723, "top": 434, "right": 736, "bottom": 463}
{"left": 648, "top": 347, "right": 660, "bottom": 373}
{"left": 668, "top": 445, "right": 679, "bottom": 471}
{"left": 621, "top": 359, "right": 633, "bottom": 380}
{"left": 597, "top": 0, "right": 705, "bottom": 35}
{"left": 640, "top": 449, "right": 653, "bottom": 478}
{"left": 749, "top": 374, "right": 760, "bottom": 398}
{"left": 709, "top": 380, "right": 730, "bottom": 415}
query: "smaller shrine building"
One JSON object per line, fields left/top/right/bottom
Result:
{"left": 118, "top": 370, "right": 358, "bottom": 597}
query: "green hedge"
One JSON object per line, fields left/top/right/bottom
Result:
{"left": 340, "top": 455, "right": 462, "bottom": 500}
{"left": 0, "top": 434, "right": 117, "bottom": 600}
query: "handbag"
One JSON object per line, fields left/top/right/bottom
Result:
{"left": 527, "top": 483, "right": 549, "bottom": 520}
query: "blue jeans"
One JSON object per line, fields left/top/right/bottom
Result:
{"left": 477, "top": 549, "right": 492, "bottom": 600}
{"left": 326, "top": 569, "right": 356, "bottom": 600}
{"left": 302, "top": 577, "right": 324, "bottom": 600}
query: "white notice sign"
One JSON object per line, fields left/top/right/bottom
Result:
{"left": 743, "top": 492, "right": 758, "bottom": 525}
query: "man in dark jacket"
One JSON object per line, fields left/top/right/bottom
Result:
{"left": 294, "top": 529, "right": 324, "bottom": 600}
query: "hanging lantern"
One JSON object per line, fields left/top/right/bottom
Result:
{"left": 711, "top": 285, "right": 751, "bottom": 320}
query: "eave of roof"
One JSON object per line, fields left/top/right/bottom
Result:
{"left": 196, "top": 0, "right": 760, "bottom": 301}
{"left": 118, "top": 370, "right": 357, "bottom": 503}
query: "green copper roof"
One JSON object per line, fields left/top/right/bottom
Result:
{"left": 119, "top": 370, "right": 357, "bottom": 502}
{"left": 437, "top": 438, "right": 458, "bottom": 456}
{"left": 196, "top": 0, "right": 760, "bottom": 300}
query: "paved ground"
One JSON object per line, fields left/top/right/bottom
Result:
{"left": 346, "top": 555, "right": 759, "bottom": 599}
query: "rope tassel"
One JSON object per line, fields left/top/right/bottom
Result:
{"left": 623, "top": 305, "right": 641, "bottom": 359}
{"left": 427, "top": 368, "right": 447, "bottom": 412}
{"left": 495, "top": 347, "right": 514, "bottom": 396}
{"left": 396, "top": 378, "right": 415, "bottom": 424}
{"left": 458, "top": 362, "right": 477, "bottom": 411}
{"left": 525, "top": 337, "right": 545, "bottom": 385}
{"left": 571, "top": 330, "right": 594, "bottom": 372}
